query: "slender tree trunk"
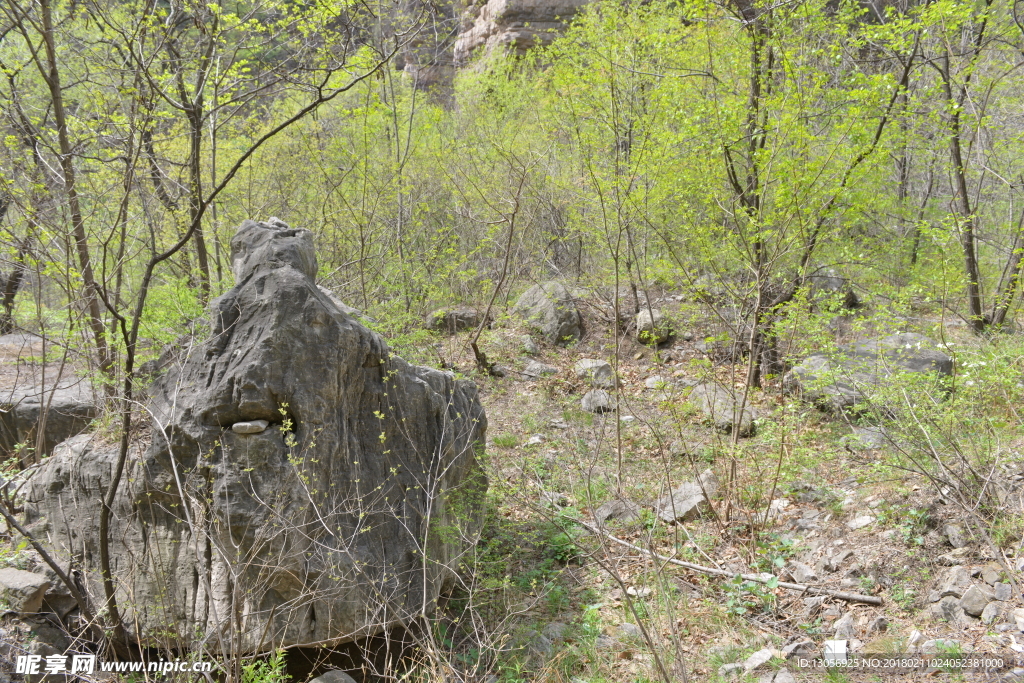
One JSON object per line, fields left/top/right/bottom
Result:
{"left": 38, "top": 0, "right": 116, "bottom": 388}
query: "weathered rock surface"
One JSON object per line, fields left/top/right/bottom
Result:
{"left": 426, "top": 306, "right": 487, "bottom": 333}
{"left": 636, "top": 308, "right": 671, "bottom": 344}
{"left": 454, "top": 0, "right": 590, "bottom": 67}
{"left": 581, "top": 389, "right": 614, "bottom": 413}
{"left": 688, "top": 383, "right": 755, "bottom": 436}
{"left": 0, "top": 568, "right": 50, "bottom": 614}
{"left": 654, "top": 469, "right": 718, "bottom": 523}
{"left": 522, "top": 360, "right": 558, "bottom": 379}
{"left": 784, "top": 333, "right": 953, "bottom": 411}
{"left": 512, "top": 282, "right": 582, "bottom": 345}
{"left": 24, "top": 219, "right": 488, "bottom": 651}
{"left": 593, "top": 499, "right": 641, "bottom": 524}
{"left": 574, "top": 359, "right": 616, "bottom": 388}
{"left": 310, "top": 671, "right": 358, "bottom": 683}
{"left": 0, "top": 380, "right": 97, "bottom": 462}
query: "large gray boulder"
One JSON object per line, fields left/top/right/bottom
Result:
{"left": 0, "top": 379, "right": 98, "bottom": 463}
{"left": 784, "top": 332, "right": 953, "bottom": 411}
{"left": 0, "top": 567, "right": 50, "bottom": 614}
{"left": 23, "top": 219, "right": 488, "bottom": 651}
{"left": 512, "top": 282, "right": 582, "bottom": 345}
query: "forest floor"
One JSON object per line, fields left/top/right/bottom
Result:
{"left": 422, "top": 293, "right": 1024, "bottom": 682}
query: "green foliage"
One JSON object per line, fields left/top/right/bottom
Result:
{"left": 241, "top": 650, "right": 287, "bottom": 683}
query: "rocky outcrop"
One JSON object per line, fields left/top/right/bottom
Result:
{"left": 24, "top": 219, "right": 487, "bottom": 651}
{"left": 454, "top": 0, "right": 591, "bottom": 66}
{"left": 0, "top": 379, "right": 98, "bottom": 463}
{"left": 688, "top": 383, "right": 755, "bottom": 437}
{"left": 784, "top": 332, "right": 953, "bottom": 411}
{"left": 513, "top": 281, "right": 582, "bottom": 345}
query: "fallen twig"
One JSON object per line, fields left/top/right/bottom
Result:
{"left": 578, "top": 519, "right": 883, "bottom": 606}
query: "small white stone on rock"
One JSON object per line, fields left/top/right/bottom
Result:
{"left": 232, "top": 419, "right": 269, "bottom": 434}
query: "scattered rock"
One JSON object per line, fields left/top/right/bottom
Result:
{"left": 718, "top": 663, "right": 744, "bottom": 677}
{"left": 539, "top": 491, "right": 569, "bottom": 507}
{"left": 944, "top": 523, "right": 969, "bottom": 549}
{"left": 786, "top": 562, "right": 818, "bottom": 584}
{"left": 0, "top": 568, "right": 50, "bottom": 614}
{"left": 783, "top": 332, "right": 953, "bottom": 411}
{"left": 833, "top": 613, "right": 856, "bottom": 639}
{"left": 644, "top": 375, "right": 672, "bottom": 390}
{"left": 636, "top": 308, "right": 672, "bottom": 344}
{"left": 582, "top": 389, "right": 615, "bottom": 413}
{"left": 781, "top": 639, "right": 814, "bottom": 659}
{"left": 512, "top": 282, "right": 582, "bottom": 345}
{"left": 802, "top": 596, "right": 827, "bottom": 616}
{"left": 961, "top": 585, "right": 994, "bottom": 617}
{"left": 932, "top": 596, "right": 964, "bottom": 623}
{"left": 574, "top": 359, "right": 616, "bottom": 388}
{"left": 938, "top": 547, "right": 972, "bottom": 565}
{"left": 982, "top": 562, "right": 1004, "bottom": 586}
{"left": 525, "top": 435, "right": 544, "bottom": 446}
{"left": 618, "top": 623, "right": 642, "bottom": 638}
{"left": 983, "top": 601, "right": 1010, "bottom": 625}
{"left": 593, "top": 499, "right": 641, "bottom": 525}
{"left": 527, "top": 632, "right": 554, "bottom": 658}
{"left": 824, "top": 549, "right": 854, "bottom": 572}
{"left": 542, "top": 622, "right": 569, "bottom": 640}
{"left": 866, "top": 616, "right": 888, "bottom": 634}
{"left": 232, "top": 419, "right": 269, "bottom": 434}
{"left": 846, "top": 426, "right": 886, "bottom": 449}
{"left": 846, "top": 515, "right": 875, "bottom": 530}
{"left": 688, "top": 383, "right": 755, "bottom": 436}
{"left": 310, "top": 671, "right": 358, "bottom": 683}
{"left": 1014, "top": 608, "right": 1024, "bottom": 631}
{"left": 996, "top": 582, "right": 1013, "bottom": 602}
{"left": 594, "top": 634, "right": 619, "bottom": 651}
{"left": 654, "top": 469, "right": 719, "bottom": 523}
{"left": 743, "top": 648, "right": 774, "bottom": 672}
{"left": 773, "top": 669, "right": 796, "bottom": 683}
{"left": 523, "top": 360, "right": 558, "bottom": 379}
{"left": 521, "top": 336, "right": 540, "bottom": 355}
{"left": 426, "top": 306, "right": 486, "bottom": 333}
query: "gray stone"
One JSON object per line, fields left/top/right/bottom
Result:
{"left": 919, "top": 639, "right": 960, "bottom": 654}
{"left": 654, "top": 469, "right": 719, "bottom": 523}
{"left": 527, "top": 632, "right": 554, "bottom": 658}
{"left": 310, "top": 672, "right": 358, "bottom": 683}
{"left": 743, "top": 648, "right": 774, "bottom": 672}
{"left": 833, "top": 613, "right": 856, "bottom": 639}
{"left": 944, "top": 523, "right": 969, "bottom": 548}
{"left": 718, "top": 663, "right": 744, "bottom": 677}
{"left": 960, "top": 585, "right": 994, "bottom": 617}
{"left": 618, "top": 622, "right": 642, "bottom": 638}
{"left": 512, "top": 282, "right": 582, "bottom": 345}
{"left": 1015, "top": 608, "right": 1024, "bottom": 631}
{"left": 522, "top": 360, "right": 558, "bottom": 379}
{"left": 593, "top": 499, "right": 641, "bottom": 525}
{"left": 0, "top": 568, "right": 50, "bottom": 614}
{"left": 774, "top": 669, "right": 796, "bottom": 683}
{"left": 784, "top": 332, "right": 953, "bottom": 411}
{"left": 996, "top": 582, "right": 1012, "bottom": 602}
{"left": 782, "top": 639, "right": 815, "bottom": 659}
{"left": 937, "top": 566, "right": 972, "bottom": 599}
{"left": 809, "top": 270, "right": 859, "bottom": 309}
{"left": 521, "top": 336, "right": 540, "bottom": 355}
{"left": 581, "top": 389, "right": 615, "bottom": 413}
{"left": 231, "top": 419, "right": 269, "bottom": 434}
{"left": 539, "top": 491, "right": 569, "bottom": 507}
{"left": 937, "top": 547, "right": 972, "bottom": 565}
{"left": 982, "top": 601, "right": 1010, "bottom": 625}
{"left": 824, "top": 549, "right": 854, "bottom": 572}
{"left": 316, "top": 286, "right": 375, "bottom": 324}
{"left": 847, "top": 426, "right": 886, "bottom": 449}
{"left": 846, "top": 515, "right": 875, "bottom": 530}
{"left": 636, "top": 308, "right": 672, "bottom": 344}
{"left": 644, "top": 375, "right": 672, "bottom": 390}
{"left": 426, "top": 306, "right": 486, "bottom": 333}
{"left": 866, "top": 616, "right": 888, "bottom": 634}
{"left": 23, "top": 219, "right": 488, "bottom": 651}
{"left": 786, "top": 562, "right": 818, "bottom": 584}
{"left": 542, "top": 622, "right": 569, "bottom": 640}
{"left": 802, "top": 596, "right": 827, "bottom": 616}
{"left": 982, "top": 562, "right": 1003, "bottom": 586}
{"left": 574, "top": 359, "right": 616, "bottom": 388}
{"left": 688, "top": 383, "right": 755, "bottom": 437}
{"left": 594, "top": 634, "right": 619, "bottom": 650}
{"left": 0, "top": 379, "right": 98, "bottom": 463}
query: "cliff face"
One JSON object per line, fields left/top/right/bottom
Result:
{"left": 453, "top": 0, "right": 591, "bottom": 67}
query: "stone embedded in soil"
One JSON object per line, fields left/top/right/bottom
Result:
{"left": 1014, "top": 608, "right": 1024, "bottom": 631}
{"left": 833, "top": 613, "right": 856, "bottom": 639}
{"left": 523, "top": 360, "right": 558, "bottom": 379}
{"left": 654, "top": 469, "right": 719, "bottom": 523}
{"left": 574, "top": 358, "right": 617, "bottom": 388}
{"left": 743, "top": 648, "right": 775, "bottom": 672}
{"left": 521, "top": 335, "right": 540, "bottom": 355}
{"left": 982, "top": 562, "right": 1004, "bottom": 586}
{"left": 944, "top": 523, "right": 969, "bottom": 548}
{"left": 996, "top": 582, "right": 1013, "bottom": 602}
{"left": 581, "top": 389, "right": 615, "bottom": 413}
{"left": 773, "top": 670, "right": 796, "bottom": 683}
{"left": 982, "top": 601, "right": 1010, "bottom": 625}
{"left": 0, "top": 568, "right": 50, "bottom": 614}
{"left": 938, "top": 547, "right": 972, "bottom": 565}
{"left": 593, "top": 498, "right": 641, "bottom": 524}
{"left": 960, "top": 584, "right": 994, "bottom": 617}
{"left": 866, "top": 616, "right": 888, "bottom": 634}
{"left": 786, "top": 561, "right": 818, "bottom": 584}
{"left": 719, "top": 663, "right": 744, "bottom": 677}
{"left": 846, "top": 514, "right": 875, "bottom": 530}
{"left": 933, "top": 596, "right": 965, "bottom": 623}
{"left": 782, "top": 639, "right": 815, "bottom": 659}
{"left": 919, "top": 639, "right": 961, "bottom": 655}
